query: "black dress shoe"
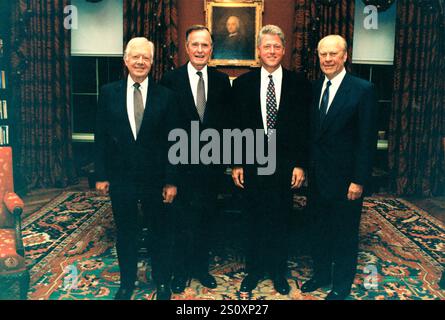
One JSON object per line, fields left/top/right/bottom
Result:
{"left": 301, "top": 277, "right": 331, "bottom": 293}
{"left": 273, "top": 276, "right": 290, "bottom": 295}
{"left": 196, "top": 273, "right": 217, "bottom": 289}
{"left": 171, "top": 276, "right": 188, "bottom": 294}
{"left": 325, "top": 289, "right": 350, "bottom": 300}
{"left": 156, "top": 284, "right": 171, "bottom": 300}
{"left": 240, "top": 275, "right": 260, "bottom": 292}
{"left": 114, "top": 286, "right": 134, "bottom": 300}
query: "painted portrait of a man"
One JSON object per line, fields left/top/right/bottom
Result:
{"left": 211, "top": 7, "right": 256, "bottom": 60}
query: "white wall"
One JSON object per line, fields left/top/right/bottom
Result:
{"left": 71, "top": 0, "right": 123, "bottom": 56}
{"left": 352, "top": 1, "right": 397, "bottom": 65}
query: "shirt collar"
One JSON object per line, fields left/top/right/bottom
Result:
{"left": 323, "top": 67, "right": 346, "bottom": 87}
{"left": 261, "top": 65, "right": 283, "bottom": 80}
{"left": 188, "top": 62, "right": 208, "bottom": 77}
{"left": 127, "top": 75, "right": 149, "bottom": 90}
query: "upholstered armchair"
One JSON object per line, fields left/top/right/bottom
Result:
{"left": 0, "top": 146, "right": 29, "bottom": 300}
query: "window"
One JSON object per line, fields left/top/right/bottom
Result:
{"left": 71, "top": 56, "right": 123, "bottom": 141}
{"left": 352, "top": 63, "right": 393, "bottom": 152}
{"left": 352, "top": 0, "right": 397, "bottom": 65}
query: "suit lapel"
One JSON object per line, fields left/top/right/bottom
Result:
{"left": 252, "top": 69, "right": 263, "bottom": 129}
{"left": 114, "top": 80, "right": 135, "bottom": 143}
{"left": 276, "top": 68, "right": 289, "bottom": 124}
{"left": 204, "top": 68, "right": 216, "bottom": 124}
{"left": 179, "top": 64, "right": 201, "bottom": 121}
{"left": 138, "top": 78, "right": 157, "bottom": 134}
{"left": 320, "top": 73, "right": 352, "bottom": 134}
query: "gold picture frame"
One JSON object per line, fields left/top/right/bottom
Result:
{"left": 205, "top": 0, "right": 263, "bottom": 67}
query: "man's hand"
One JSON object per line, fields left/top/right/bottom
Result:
{"left": 232, "top": 167, "right": 244, "bottom": 189}
{"left": 291, "top": 167, "right": 305, "bottom": 189}
{"left": 163, "top": 185, "right": 177, "bottom": 203}
{"left": 347, "top": 183, "right": 363, "bottom": 200}
{"left": 96, "top": 181, "right": 110, "bottom": 195}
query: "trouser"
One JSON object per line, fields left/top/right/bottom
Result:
{"left": 172, "top": 184, "right": 217, "bottom": 278}
{"left": 110, "top": 182, "right": 174, "bottom": 287}
{"left": 242, "top": 174, "right": 293, "bottom": 278}
{"left": 307, "top": 188, "right": 363, "bottom": 289}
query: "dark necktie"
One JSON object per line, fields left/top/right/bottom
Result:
{"left": 266, "top": 74, "right": 278, "bottom": 137}
{"left": 319, "top": 80, "right": 332, "bottom": 123}
{"left": 133, "top": 82, "right": 144, "bottom": 137}
{"left": 196, "top": 71, "right": 206, "bottom": 122}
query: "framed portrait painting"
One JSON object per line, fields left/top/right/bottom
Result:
{"left": 205, "top": 0, "right": 263, "bottom": 67}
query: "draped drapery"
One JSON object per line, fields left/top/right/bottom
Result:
{"left": 388, "top": 1, "right": 445, "bottom": 196}
{"left": 292, "top": 0, "right": 355, "bottom": 80}
{"left": 10, "top": 0, "right": 77, "bottom": 190}
{"left": 123, "top": 0, "right": 178, "bottom": 80}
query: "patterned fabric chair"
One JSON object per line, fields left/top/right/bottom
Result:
{"left": 0, "top": 146, "right": 29, "bottom": 299}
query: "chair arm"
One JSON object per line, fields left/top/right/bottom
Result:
{"left": 3, "top": 192, "right": 25, "bottom": 256}
{"left": 4, "top": 192, "right": 25, "bottom": 216}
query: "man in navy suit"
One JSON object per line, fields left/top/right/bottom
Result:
{"left": 301, "top": 35, "right": 378, "bottom": 300}
{"left": 95, "top": 37, "right": 179, "bottom": 300}
{"left": 160, "top": 25, "right": 232, "bottom": 294}
{"left": 231, "top": 25, "right": 311, "bottom": 295}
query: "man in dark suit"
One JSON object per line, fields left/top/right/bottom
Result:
{"left": 95, "top": 37, "right": 179, "bottom": 300}
{"left": 231, "top": 25, "right": 311, "bottom": 295}
{"left": 301, "top": 35, "right": 378, "bottom": 300}
{"left": 160, "top": 25, "right": 231, "bottom": 294}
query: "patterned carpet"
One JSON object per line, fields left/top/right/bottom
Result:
{"left": 21, "top": 192, "right": 445, "bottom": 300}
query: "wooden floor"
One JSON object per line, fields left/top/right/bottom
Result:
{"left": 21, "top": 178, "right": 91, "bottom": 219}
{"left": 21, "top": 177, "right": 445, "bottom": 223}
{"left": 405, "top": 196, "right": 445, "bottom": 223}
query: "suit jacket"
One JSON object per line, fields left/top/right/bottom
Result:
{"left": 231, "top": 67, "right": 311, "bottom": 183}
{"left": 94, "top": 78, "right": 179, "bottom": 190}
{"left": 309, "top": 73, "right": 378, "bottom": 200}
{"left": 159, "top": 64, "right": 232, "bottom": 189}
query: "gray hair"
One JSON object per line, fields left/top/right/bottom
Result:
{"left": 124, "top": 37, "right": 155, "bottom": 62}
{"left": 185, "top": 25, "right": 213, "bottom": 45}
{"left": 257, "top": 24, "right": 286, "bottom": 47}
{"left": 317, "top": 35, "right": 347, "bottom": 52}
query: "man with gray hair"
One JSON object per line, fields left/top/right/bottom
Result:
{"left": 231, "top": 25, "right": 311, "bottom": 294}
{"left": 160, "top": 25, "right": 231, "bottom": 295}
{"left": 95, "top": 37, "right": 179, "bottom": 300}
{"left": 302, "top": 34, "right": 378, "bottom": 300}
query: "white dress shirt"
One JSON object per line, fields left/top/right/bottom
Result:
{"left": 126, "top": 75, "right": 148, "bottom": 140}
{"left": 187, "top": 62, "right": 208, "bottom": 106}
{"left": 260, "top": 65, "right": 283, "bottom": 133}
{"left": 319, "top": 67, "right": 346, "bottom": 114}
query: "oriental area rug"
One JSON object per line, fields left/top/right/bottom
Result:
{"left": 19, "top": 192, "right": 445, "bottom": 300}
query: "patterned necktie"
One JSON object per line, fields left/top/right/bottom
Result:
{"left": 196, "top": 71, "right": 206, "bottom": 122}
{"left": 319, "top": 80, "right": 332, "bottom": 123}
{"left": 266, "top": 74, "right": 278, "bottom": 137}
{"left": 133, "top": 82, "right": 144, "bottom": 137}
